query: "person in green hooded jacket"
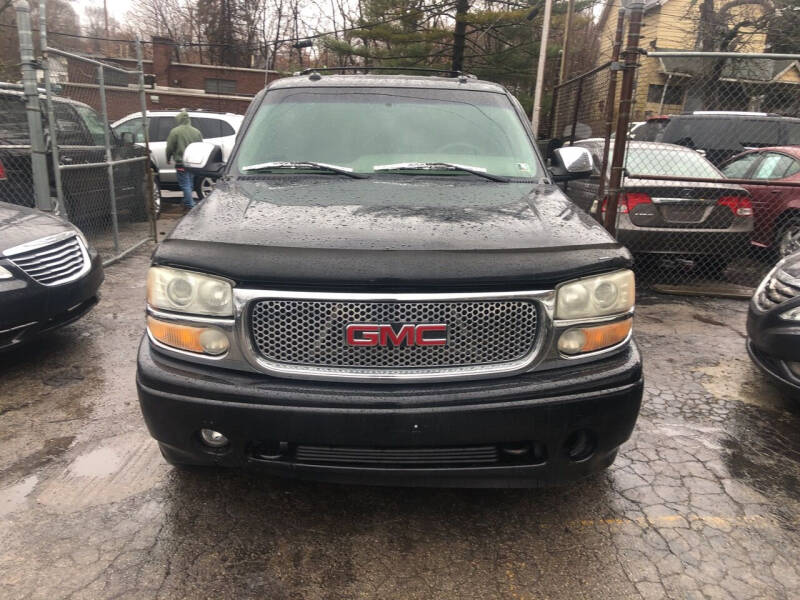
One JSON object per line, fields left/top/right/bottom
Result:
{"left": 166, "top": 110, "right": 203, "bottom": 209}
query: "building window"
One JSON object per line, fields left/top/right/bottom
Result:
{"left": 205, "top": 78, "right": 237, "bottom": 94}
{"left": 647, "top": 84, "right": 684, "bottom": 105}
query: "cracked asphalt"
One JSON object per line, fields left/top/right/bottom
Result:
{"left": 2, "top": 241, "right": 800, "bottom": 599}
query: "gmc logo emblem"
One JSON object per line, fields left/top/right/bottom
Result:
{"left": 346, "top": 323, "right": 447, "bottom": 347}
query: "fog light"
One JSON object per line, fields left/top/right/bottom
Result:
{"left": 199, "top": 328, "right": 229, "bottom": 355}
{"left": 558, "top": 329, "right": 587, "bottom": 354}
{"left": 200, "top": 428, "right": 229, "bottom": 448}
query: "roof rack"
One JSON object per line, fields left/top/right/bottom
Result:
{"left": 294, "top": 66, "right": 477, "bottom": 79}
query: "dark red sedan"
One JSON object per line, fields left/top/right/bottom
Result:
{"left": 720, "top": 147, "right": 800, "bottom": 258}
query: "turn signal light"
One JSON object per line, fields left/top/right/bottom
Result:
{"left": 717, "top": 195, "right": 753, "bottom": 217}
{"left": 601, "top": 193, "right": 652, "bottom": 214}
{"left": 147, "top": 317, "right": 229, "bottom": 355}
{"left": 558, "top": 318, "right": 633, "bottom": 355}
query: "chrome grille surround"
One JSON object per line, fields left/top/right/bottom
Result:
{"left": 756, "top": 267, "right": 800, "bottom": 312}
{"left": 235, "top": 289, "right": 555, "bottom": 383}
{"left": 4, "top": 231, "right": 90, "bottom": 286}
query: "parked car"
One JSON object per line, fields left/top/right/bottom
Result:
{"left": 564, "top": 139, "right": 753, "bottom": 276}
{"left": 719, "top": 147, "right": 800, "bottom": 258}
{"left": 0, "top": 86, "right": 153, "bottom": 221}
{"left": 135, "top": 71, "right": 644, "bottom": 488}
{"left": 632, "top": 112, "right": 800, "bottom": 166}
{"left": 112, "top": 110, "right": 243, "bottom": 200}
{"left": 0, "top": 200, "right": 103, "bottom": 350}
{"left": 747, "top": 252, "right": 800, "bottom": 399}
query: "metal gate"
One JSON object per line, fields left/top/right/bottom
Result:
{"left": 10, "top": 0, "right": 156, "bottom": 264}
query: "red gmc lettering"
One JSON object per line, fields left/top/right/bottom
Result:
{"left": 415, "top": 324, "right": 447, "bottom": 346}
{"left": 345, "top": 324, "right": 447, "bottom": 347}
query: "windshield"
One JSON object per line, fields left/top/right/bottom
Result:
{"left": 624, "top": 146, "right": 721, "bottom": 178}
{"left": 234, "top": 87, "right": 540, "bottom": 178}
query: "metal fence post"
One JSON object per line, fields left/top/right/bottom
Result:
{"left": 597, "top": 9, "right": 626, "bottom": 206}
{"left": 568, "top": 78, "right": 584, "bottom": 145}
{"left": 136, "top": 39, "right": 157, "bottom": 241}
{"left": 39, "top": 0, "right": 64, "bottom": 217}
{"left": 603, "top": 1, "right": 644, "bottom": 236}
{"left": 15, "top": 0, "right": 51, "bottom": 212}
{"left": 96, "top": 65, "right": 120, "bottom": 252}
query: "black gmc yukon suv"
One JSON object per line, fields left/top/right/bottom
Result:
{"left": 136, "top": 73, "right": 644, "bottom": 487}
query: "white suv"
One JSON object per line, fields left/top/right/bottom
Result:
{"left": 112, "top": 110, "right": 244, "bottom": 199}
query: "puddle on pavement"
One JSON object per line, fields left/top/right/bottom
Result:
{"left": 0, "top": 475, "right": 38, "bottom": 518}
{"left": 68, "top": 447, "right": 125, "bottom": 478}
{"left": 37, "top": 432, "right": 168, "bottom": 513}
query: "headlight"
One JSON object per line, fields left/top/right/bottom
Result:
{"left": 780, "top": 306, "right": 800, "bottom": 321}
{"left": 556, "top": 270, "right": 635, "bottom": 320}
{"left": 0, "top": 265, "right": 13, "bottom": 280}
{"left": 147, "top": 266, "right": 233, "bottom": 316}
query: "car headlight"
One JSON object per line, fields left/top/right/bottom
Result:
{"left": 780, "top": 306, "right": 800, "bottom": 321}
{"left": 0, "top": 265, "right": 13, "bottom": 280}
{"left": 147, "top": 266, "right": 233, "bottom": 316}
{"left": 556, "top": 270, "right": 635, "bottom": 320}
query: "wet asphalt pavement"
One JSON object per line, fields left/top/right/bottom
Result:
{"left": 2, "top": 237, "right": 800, "bottom": 599}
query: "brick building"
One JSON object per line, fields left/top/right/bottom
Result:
{"left": 55, "top": 37, "right": 281, "bottom": 120}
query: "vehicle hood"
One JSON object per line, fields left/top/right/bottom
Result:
{"left": 0, "top": 201, "right": 75, "bottom": 253}
{"left": 156, "top": 177, "right": 631, "bottom": 288}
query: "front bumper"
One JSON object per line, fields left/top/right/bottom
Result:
{"left": 137, "top": 338, "right": 644, "bottom": 487}
{"left": 0, "top": 250, "right": 104, "bottom": 349}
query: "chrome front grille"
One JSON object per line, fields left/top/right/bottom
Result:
{"left": 248, "top": 298, "right": 539, "bottom": 373}
{"left": 6, "top": 234, "right": 88, "bottom": 286}
{"left": 756, "top": 269, "right": 800, "bottom": 311}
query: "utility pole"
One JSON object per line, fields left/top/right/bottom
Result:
{"left": 558, "top": 0, "right": 575, "bottom": 84}
{"left": 452, "top": 0, "right": 469, "bottom": 73}
{"left": 103, "top": 0, "right": 109, "bottom": 38}
{"left": 531, "top": 0, "right": 553, "bottom": 137}
{"left": 15, "top": 0, "right": 51, "bottom": 212}
{"left": 603, "top": 1, "right": 644, "bottom": 236}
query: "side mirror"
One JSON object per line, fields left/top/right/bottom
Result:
{"left": 550, "top": 147, "right": 593, "bottom": 182}
{"left": 184, "top": 142, "right": 225, "bottom": 177}
{"left": 695, "top": 149, "right": 707, "bottom": 157}
{"left": 120, "top": 131, "right": 134, "bottom": 145}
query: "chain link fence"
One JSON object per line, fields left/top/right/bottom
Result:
{"left": 546, "top": 5, "right": 800, "bottom": 294}
{"left": 41, "top": 46, "right": 156, "bottom": 259}
{"left": 2, "top": 0, "right": 156, "bottom": 264}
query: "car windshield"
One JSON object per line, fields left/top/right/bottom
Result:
{"left": 233, "top": 87, "right": 540, "bottom": 178}
{"left": 624, "top": 146, "right": 721, "bottom": 178}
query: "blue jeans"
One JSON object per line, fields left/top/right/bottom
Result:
{"left": 176, "top": 168, "right": 195, "bottom": 208}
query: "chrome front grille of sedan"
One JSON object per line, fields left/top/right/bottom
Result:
{"left": 4, "top": 233, "right": 89, "bottom": 286}
{"left": 756, "top": 268, "right": 800, "bottom": 311}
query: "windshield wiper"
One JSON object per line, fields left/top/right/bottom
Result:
{"left": 241, "top": 161, "right": 367, "bottom": 179}
{"left": 373, "top": 162, "right": 509, "bottom": 182}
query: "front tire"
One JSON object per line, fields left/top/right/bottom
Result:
{"left": 194, "top": 176, "right": 216, "bottom": 201}
{"left": 776, "top": 218, "right": 800, "bottom": 259}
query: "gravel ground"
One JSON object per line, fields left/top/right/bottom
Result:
{"left": 1, "top": 224, "right": 799, "bottom": 599}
